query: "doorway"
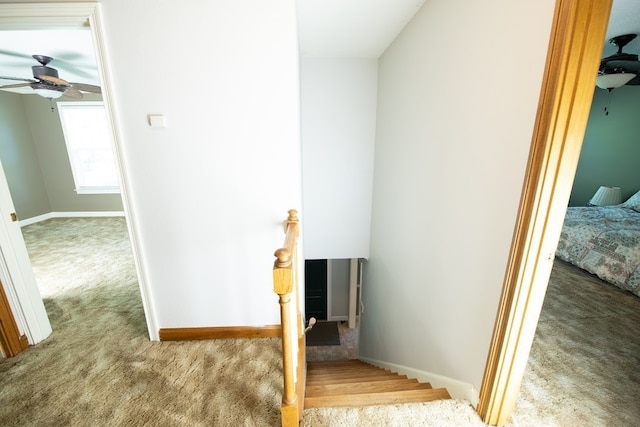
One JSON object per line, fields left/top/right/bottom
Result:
{"left": 305, "top": 259, "right": 327, "bottom": 321}
{"left": 0, "top": 3, "right": 154, "bottom": 354}
{"left": 478, "top": 0, "right": 614, "bottom": 424}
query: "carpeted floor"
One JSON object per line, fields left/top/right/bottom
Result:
{"left": 305, "top": 321, "right": 340, "bottom": 346}
{"left": 307, "top": 320, "right": 359, "bottom": 362}
{"left": 0, "top": 218, "right": 284, "bottom": 426}
{"left": 1, "top": 218, "right": 638, "bottom": 426}
{"left": 0, "top": 218, "right": 481, "bottom": 426}
{"left": 509, "top": 259, "right": 640, "bottom": 426}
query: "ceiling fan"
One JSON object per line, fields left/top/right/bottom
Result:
{"left": 0, "top": 54, "right": 101, "bottom": 99}
{"left": 597, "top": 33, "right": 640, "bottom": 89}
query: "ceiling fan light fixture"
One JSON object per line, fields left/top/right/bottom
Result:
{"left": 596, "top": 72, "right": 636, "bottom": 89}
{"left": 32, "top": 85, "right": 65, "bottom": 99}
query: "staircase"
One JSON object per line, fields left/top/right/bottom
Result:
{"left": 305, "top": 359, "right": 451, "bottom": 409}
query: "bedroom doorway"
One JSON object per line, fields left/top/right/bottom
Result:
{"left": 477, "top": 0, "right": 614, "bottom": 424}
{"left": 0, "top": 3, "right": 154, "bottom": 352}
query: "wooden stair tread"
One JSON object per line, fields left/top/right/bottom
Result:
{"left": 307, "top": 369, "right": 400, "bottom": 381}
{"left": 307, "top": 360, "right": 395, "bottom": 381}
{"left": 308, "top": 364, "right": 386, "bottom": 374}
{"left": 306, "top": 372, "right": 408, "bottom": 385}
{"left": 304, "top": 359, "right": 451, "bottom": 409}
{"left": 304, "top": 388, "right": 451, "bottom": 409}
{"left": 306, "top": 378, "right": 432, "bottom": 397}
{"left": 308, "top": 360, "right": 384, "bottom": 371}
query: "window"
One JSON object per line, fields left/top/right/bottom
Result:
{"left": 57, "top": 102, "right": 120, "bottom": 194}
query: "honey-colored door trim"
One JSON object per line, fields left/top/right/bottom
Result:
{"left": 0, "top": 280, "right": 29, "bottom": 357}
{"left": 477, "top": 0, "right": 613, "bottom": 425}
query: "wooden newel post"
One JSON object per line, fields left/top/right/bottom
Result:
{"left": 273, "top": 210, "right": 302, "bottom": 426}
{"left": 286, "top": 209, "right": 299, "bottom": 226}
{"left": 274, "top": 248, "right": 295, "bottom": 409}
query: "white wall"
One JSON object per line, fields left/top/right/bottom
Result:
{"left": 301, "top": 58, "right": 377, "bottom": 259}
{"left": 100, "top": 0, "right": 301, "bottom": 331}
{"left": 359, "top": 0, "right": 556, "bottom": 388}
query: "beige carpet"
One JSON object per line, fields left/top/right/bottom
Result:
{"left": 510, "top": 259, "right": 640, "bottom": 426}
{"left": 1, "top": 218, "right": 284, "bottom": 426}
{"left": 2, "top": 218, "right": 637, "bottom": 426}
{"left": 0, "top": 218, "right": 482, "bottom": 426}
{"left": 306, "top": 320, "right": 359, "bottom": 362}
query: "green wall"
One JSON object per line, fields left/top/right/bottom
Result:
{"left": 0, "top": 91, "right": 123, "bottom": 219}
{"left": 570, "top": 85, "right": 640, "bottom": 206}
{"left": 0, "top": 92, "right": 51, "bottom": 219}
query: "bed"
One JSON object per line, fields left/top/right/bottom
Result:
{"left": 555, "top": 190, "right": 640, "bottom": 297}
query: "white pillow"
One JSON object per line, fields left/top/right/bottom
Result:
{"left": 621, "top": 190, "right": 640, "bottom": 212}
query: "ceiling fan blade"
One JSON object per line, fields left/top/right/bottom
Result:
{"left": 46, "top": 58, "right": 95, "bottom": 79}
{"left": 605, "top": 60, "right": 640, "bottom": 73}
{"left": 0, "top": 76, "right": 36, "bottom": 83}
{"left": 70, "top": 82, "right": 101, "bottom": 94}
{"left": 63, "top": 86, "right": 83, "bottom": 99}
{"left": 601, "top": 53, "right": 638, "bottom": 64}
{"left": 624, "top": 75, "right": 640, "bottom": 86}
{"left": 0, "top": 82, "right": 32, "bottom": 89}
{"left": 39, "top": 74, "right": 70, "bottom": 86}
{"left": 0, "top": 49, "right": 33, "bottom": 60}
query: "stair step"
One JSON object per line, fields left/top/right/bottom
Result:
{"left": 307, "top": 360, "right": 373, "bottom": 369}
{"left": 308, "top": 360, "right": 389, "bottom": 373}
{"left": 307, "top": 369, "right": 399, "bottom": 381}
{"left": 308, "top": 364, "right": 385, "bottom": 374}
{"left": 304, "top": 359, "right": 451, "bottom": 409}
{"left": 306, "top": 378, "right": 432, "bottom": 397}
{"left": 304, "top": 388, "right": 451, "bottom": 409}
{"left": 306, "top": 372, "right": 408, "bottom": 386}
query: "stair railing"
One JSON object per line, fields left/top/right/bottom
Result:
{"left": 273, "top": 209, "right": 305, "bottom": 426}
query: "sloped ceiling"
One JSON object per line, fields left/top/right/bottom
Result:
{"left": 296, "top": 0, "right": 427, "bottom": 58}
{"left": 603, "top": 0, "right": 640, "bottom": 57}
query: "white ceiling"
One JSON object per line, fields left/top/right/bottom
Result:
{"left": 603, "top": 0, "right": 640, "bottom": 57}
{"left": 0, "top": 0, "right": 639, "bottom": 95}
{"left": 0, "top": 28, "right": 99, "bottom": 94}
{"left": 297, "top": 0, "right": 427, "bottom": 58}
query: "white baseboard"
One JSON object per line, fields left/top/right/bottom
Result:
{"left": 328, "top": 315, "right": 348, "bottom": 322}
{"left": 358, "top": 356, "right": 480, "bottom": 407}
{"left": 19, "top": 211, "right": 125, "bottom": 227}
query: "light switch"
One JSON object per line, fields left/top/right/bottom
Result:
{"left": 148, "top": 114, "right": 166, "bottom": 128}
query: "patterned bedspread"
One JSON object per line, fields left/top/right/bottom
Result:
{"left": 556, "top": 206, "right": 640, "bottom": 297}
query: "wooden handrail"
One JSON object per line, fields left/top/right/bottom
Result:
{"left": 273, "top": 209, "right": 304, "bottom": 427}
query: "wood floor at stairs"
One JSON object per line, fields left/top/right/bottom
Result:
{"left": 305, "top": 359, "right": 451, "bottom": 409}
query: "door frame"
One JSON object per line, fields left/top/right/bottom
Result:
{"left": 0, "top": 141, "right": 51, "bottom": 351}
{"left": 0, "top": 2, "right": 158, "bottom": 347}
{"left": 0, "top": 278, "right": 28, "bottom": 357}
{"left": 477, "top": 0, "right": 612, "bottom": 424}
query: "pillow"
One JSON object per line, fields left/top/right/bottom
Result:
{"left": 621, "top": 190, "right": 640, "bottom": 212}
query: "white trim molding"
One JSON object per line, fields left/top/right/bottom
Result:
{"left": 0, "top": 2, "right": 158, "bottom": 342}
{"left": 19, "top": 211, "right": 125, "bottom": 227}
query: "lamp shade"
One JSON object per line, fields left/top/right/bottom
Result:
{"left": 589, "top": 186, "right": 622, "bottom": 206}
{"left": 596, "top": 73, "right": 636, "bottom": 89}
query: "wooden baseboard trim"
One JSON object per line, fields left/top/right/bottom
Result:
{"left": 159, "top": 325, "right": 282, "bottom": 341}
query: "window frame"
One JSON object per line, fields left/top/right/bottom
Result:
{"left": 56, "top": 101, "right": 120, "bottom": 194}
